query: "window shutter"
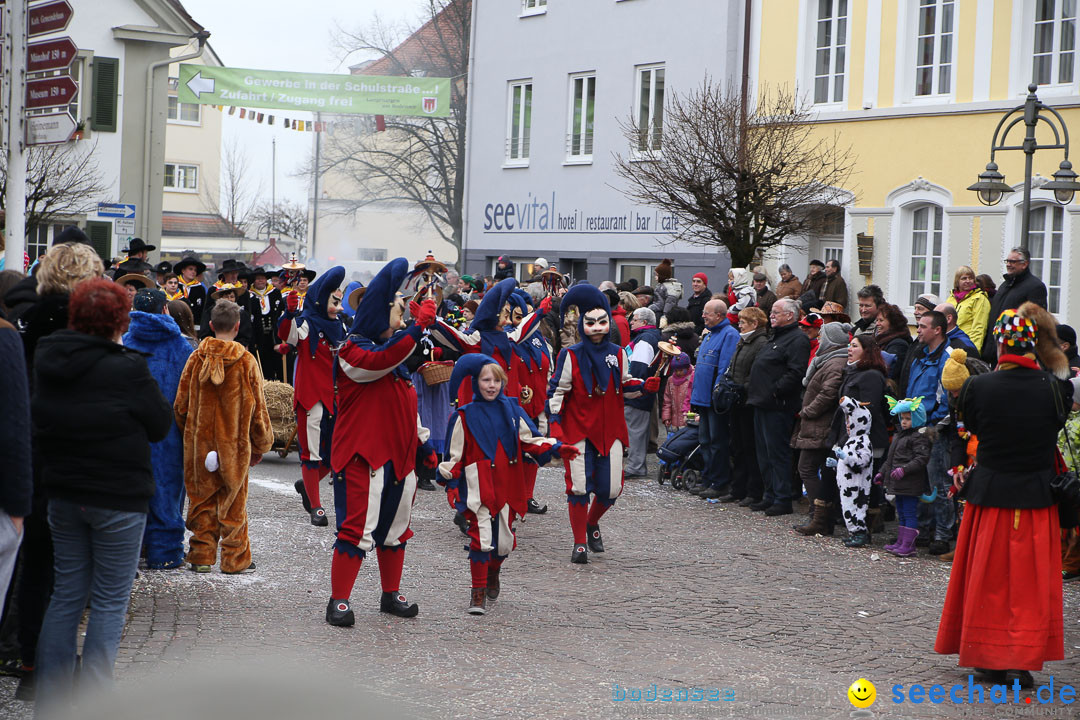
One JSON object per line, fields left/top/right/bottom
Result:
{"left": 90, "top": 57, "right": 119, "bottom": 132}
{"left": 85, "top": 221, "right": 112, "bottom": 263}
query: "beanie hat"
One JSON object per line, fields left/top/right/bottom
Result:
{"left": 886, "top": 395, "right": 928, "bottom": 429}
{"left": 671, "top": 352, "right": 691, "bottom": 370}
{"left": 655, "top": 258, "right": 673, "bottom": 282}
{"left": 693, "top": 272, "right": 708, "bottom": 285}
{"left": 817, "top": 322, "right": 850, "bottom": 353}
{"left": 463, "top": 300, "right": 479, "bottom": 314}
{"left": 940, "top": 347, "right": 971, "bottom": 392}
{"left": 133, "top": 288, "right": 167, "bottom": 314}
{"left": 914, "top": 294, "right": 940, "bottom": 312}
{"left": 993, "top": 308, "right": 1037, "bottom": 350}
{"left": 1059, "top": 324, "right": 1077, "bottom": 348}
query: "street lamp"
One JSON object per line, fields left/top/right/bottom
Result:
{"left": 968, "top": 83, "right": 1080, "bottom": 249}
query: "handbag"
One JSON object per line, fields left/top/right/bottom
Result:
{"left": 711, "top": 368, "right": 745, "bottom": 415}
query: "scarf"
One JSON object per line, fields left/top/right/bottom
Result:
{"left": 462, "top": 392, "right": 523, "bottom": 461}
{"left": 299, "top": 267, "right": 346, "bottom": 357}
{"left": 997, "top": 353, "right": 1040, "bottom": 371}
{"left": 179, "top": 277, "right": 202, "bottom": 298}
{"left": 952, "top": 289, "right": 971, "bottom": 302}
{"left": 803, "top": 344, "right": 847, "bottom": 386}
{"left": 250, "top": 284, "right": 273, "bottom": 314}
{"left": 165, "top": 289, "right": 184, "bottom": 302}
{"left": 668, "top": 367, "right": 693, "bottom": 387}
{"left": 575, "top": 337, "right": 621, "bottom": 393}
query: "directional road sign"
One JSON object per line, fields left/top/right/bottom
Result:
{"left": 114, "top": 218, "right": 136, "bottom": 236}
{"left": 98, "top": 203, "right": 137, "bottom": 219}
{"left": 26, "top": 112, "right": 75, "bottom": 145}
{"left": 27, "top": 37, "right": 76, "bottom": 73}
{"left": 28, "top": 1, "right": 73, "bottom": 37}
{"left": 26, "top": 75, "right": 77, "bottom": 109}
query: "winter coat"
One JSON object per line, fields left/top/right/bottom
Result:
{"left": 123, "top": 311, "right": 194, "bottom": 506}
{"left": 725, "top": 284, "right": 757, "bottom": 325}
{"left": 792, "top": 354, "right": 846, "bottom": 449}
{"left": 948, "top": 288, "right": 991, "bottom": 352}
{"left": 3, "top": 275, "right": 39, "bottom": 326}
{"left": 612, "top": 305, "right": 630, "bottom": 348}
{"left": 626, "top": 325, "right": 662, "bottom": 411}
{"left": 820, "top": 274, "right": 849, "bottom": 309}
{"left": 904, "top": 341, "right": 949, "bottom": 424}
{"left": 690, "top": 318, "right": 739, "bottom": 407}
{"left": 946, "top": 325, "right": 977, "bottom": 352}
{"left": 14, "top": 291, "right": 69, "bottom": 379}
{"left": 801, "top": 272, "right": 827, "bottom": 301}
{"left": 746, "top": 323, "right": 812, "bottom": 412}
{"left": 649, "top": 279, "right": 683, "bottom": 318}
{"left": 875, "top": 326, "right": 913, "bottom": 381}
{"left": 755, "top": 288, "right": 777, "bottom": 318}
{"left": 1058, "top": 409, "right": 1080, "bottom": 471}
{"left": 729, "top": 328, "right": 768, "bottom": 386}
{"left": 687, "top": 288, "right": 712, "bottom": 334}
{"left": 560, "top": 305, "right": 580, "bottom": 351}
{"left": 32, "top": 330, "right": 173, "bottom": 512}
{"left": 776, "top": 276, "right": 803, "bottom": 300}
{"left": 0, "top": 320, "right": 32, "bottom": 518}
{"left": 661, "top": 367, "right": 694, "bottom": 428}
{"left": 880, "top": 426, "right": 932, "bottom": 496}
{"left": 829, "top": 365, "right": 889, "bottom": 450}
{"left": 980, "top": 267, "right": 1048, "bottom": 362}
{"left": 661, "top": 321, "right": 699, "bottom": 359}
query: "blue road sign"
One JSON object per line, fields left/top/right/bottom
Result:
{"left": 98, "top": 203, "right": 136, "bottom": 218}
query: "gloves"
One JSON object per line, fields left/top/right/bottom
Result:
{"left": 431, "top": 347, "right": 443, "bottom": 360}
{"left": 539, "top": 296, "right": 553, "bottom": 314}
{"left": 410, "top": 299, "right": 437, "bottom": 329}
{"left": 286, "top": 291, "right": 299, "bottom": 313}
{"left": 890, "top": 467, "right": 905, "bottom": 481}
{"left": 825, "top": 457, "right": 838, "bottom": 468}
{"left": 274, "top": 343, "right": 291, "bottom": 355}
{"left": 423, "top": 450, "right": 439, "bottom": 469}
{"left": 873, "top": 473, "right": 883, "bottom": 485}
{"left": 447, "top": 486, "right": 460, "bottom": 510}
{"left": 644, "top": 376, "right": 661, "bottom": 394}
{"left": 834, "top": 448, "right": 848, "bottom": 461}
{"left": 557, "top": 444, "right": 580, "bottom": 461}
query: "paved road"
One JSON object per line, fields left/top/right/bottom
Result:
{"left": 3, "top": 453, "right": 1080, "bottom": 719}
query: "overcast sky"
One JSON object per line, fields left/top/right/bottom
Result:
{"left": 180, "top": 0, "right": 422, "bottom": 209}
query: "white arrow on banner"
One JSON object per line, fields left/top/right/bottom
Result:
{"left": 186, "top": 71, "right": 215, "bottom": 98}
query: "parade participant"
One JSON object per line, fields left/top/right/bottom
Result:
{"left": 325, "top": 258, "right": 438, "bottom": 626}
{"left": 281, "top": 268, "right": 317, "bottom": 312}
{"left": 276, "top": 266, "right": 347, "bottom": 526}
{"left": 440, "top": 355, "right": 574, "bottom": 614}
{"left": 199, "top": 259, "right": 244, "bottom": 331}
{"left": 508, "top": 289, "right": 553, "bottom": 514}
{"left": 248, "top": 266, "right": 286, "bottom": 381}
{"left": 162, "top": 273, "right": 183, "bottom": 302}
{"left": 153, "top": 261, "right": 172, "bottom": 288}
{"left": 173, "top": 256, "right": 207, "bottom": 329}
{"left": 547, "top": 284, "right": 660, "bottom": 564}
{"left": 200, "top": 282, "right": 252, "bottom": 347}
{"left": 114, "top": 273, "right": 154, "bottom": 305}
{"left": 122, "top": 237, "right": 155, "bottom": 262}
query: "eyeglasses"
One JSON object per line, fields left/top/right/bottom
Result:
{"left": 1005, "top": 258, "right": 1025, "bottom": 265}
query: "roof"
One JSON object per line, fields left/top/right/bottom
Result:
{"left": 251, "top": 238, "right": 289, "bottom": 267}
{"left": 354, "top": 0, "right": 469, "bottom": 78}
{"left": 162, "top": 212, "right": 246, "bottom": 238}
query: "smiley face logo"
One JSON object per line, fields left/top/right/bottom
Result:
{"left": 847, "top": 678, "right": 876, "bottom": 708}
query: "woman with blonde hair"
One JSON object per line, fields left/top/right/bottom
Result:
{"left": 947, "top": 265, "right": 991, "bottom": 351}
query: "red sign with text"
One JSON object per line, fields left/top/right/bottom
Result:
{"left": 27, "top": 37, "right": 77, "bottom": 73}
{"left": 28, "top": 1, "right": 73, "bottom": 37}
{"left": 26, "top": 75, "right": 77, "bottom": 109}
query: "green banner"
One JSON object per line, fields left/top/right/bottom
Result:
{"left": 177, "top": 64, "right": 450, "bottom": 118}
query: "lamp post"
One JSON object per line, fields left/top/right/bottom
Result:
{"left": 968, "top": 83, "right": 1080, "bottom": 250}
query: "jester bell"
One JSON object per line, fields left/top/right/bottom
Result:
{"left": 422, "top": 96, "right": 438, "bottom": 114}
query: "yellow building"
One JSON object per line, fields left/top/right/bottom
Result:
{"left": 752, "top": 0, "right": 1080, "bottom": 322}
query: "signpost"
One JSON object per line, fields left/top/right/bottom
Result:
{"left": 26, "top": 74, "right": 77, "bottom": 108}
{"left": 176, "top": 63, "right": 452, "bottom": 118}
{"left": 98, "top": 203, "right": 137, "bottom": 219}
{"left": 26, "top": 111, "right": 75, "bottom": 145}
{"left": 27, "top": 36, "right": 76, "bottom": 72}
{"left": 27, "top": 0, "right": 72, "bottom": 37}
{"left": 114, "top": 218, "right": 136, "bottom": 236}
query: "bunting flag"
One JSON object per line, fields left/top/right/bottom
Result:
{"left": 240, "top": 108, "right": 247, "bottom": 119}
{"left": 257, "top": 113, "right": 264, "bottom": 123}
{"left": 297, "top": 120, "right": 305, "bottom": 131}
{"left": 284, "top": 118, "right": 290, "bottom": 129}
{"left": 269, "top": 115, "right": 275, "bottom": 125}
{"left": 375, "top": 115, "right": 386, "bottom": 132}
{"left": 209, "top": 105, "right": 351, "bottom": 135}
{"left": 228, "top": 106, "right": 236, "bottom": 115}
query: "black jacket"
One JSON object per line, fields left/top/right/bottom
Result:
{"left": 959, "top": 365, "right": 1071, "bottom": 508}
{"left": 248, "top": 288, "right": 285, "bottom": 348}
{"left": 32, "top": 330, "right": 173, "bottom": 513}
{"left": 0, "top": 321, "right": 32, "bottom": 517}
{"left": 746, "top": 323, "right": 811, "bottom": 412}
{"left": 14, "top": 292, "right": 69, "bottom": 378}
{"left": 661, "top": 321, "right": 699, "bottom": 359}
{"left": 729, "top": 328, "right": 768, "bottom": 386}
{"left": 687, "top": 289, "right": 712, "bottom": 335}
{"left": 980, "top": 268, "right": 1048, "bottom": 363}
{"left": 880, "top": 426, "right": 932, "bottom": 497}
{"left": 829, "top": 365, "right": 889, "bottom": 450}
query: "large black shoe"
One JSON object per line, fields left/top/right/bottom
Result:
{"left": 974, "top": 668, "right": 1008, "bottom": 684}
{"left": 310, "top": 507, "right": 329, "bottom": 527}
{"left": 571, "top": 544, "right": 588, "bottom": 564}
{"left": 844, "top": 531, "right": 870, "bottom": 548}
{"left": 928, "top": 540, "right": 951, "bottom": 556}
{"left": 417, "top": 477, "right": 436, "bottom": 491}
{"left": 700, "top": 487, "right": 724, "bottom": 500}
{"left": 14, "top": 670, "right": 34, "bottom": 701}
{"left": 326, "top": 598, "right": 355, "bottom": 627}
{"left": 1009, "top": 670, "right": 1034, "bottom": 689}
{"left": 527, "top": 498, "right": 548, "bottom": 515}
{"left": 738, "top": 497, "right": 759, "bottom": 508}
{"left": 586, "top": 525, "right": 605, "bottom": 553}
{"left": 749, "top": 500, "right": 772, "bottom": 512}
{"left": 294, "top": 479, "right": 312, "bottom": 513}
{"left": 718, "top": 494, "right": 744, "bottom": 504}
{"left": 764, "top": 504, "right": 793, "bottom": 517}
{"left": 380, "top": 591, "right": 419, "bottom": 618}
{"left": 453, "top": 511, "right": 470, "bottom": 537}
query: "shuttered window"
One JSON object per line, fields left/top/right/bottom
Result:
{"left": 90, "top": 57, "right": 119, "bottom": 132}
{"left": 85, "top": 221, "right": 112, "bottom": 263}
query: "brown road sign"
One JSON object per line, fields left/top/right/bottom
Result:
{"left": 26, "top": 75, "right": 77, "bottom": 109}
{"left": 27, "top": 37, "right": 76, "bottom": 73}
{"left": 28, "top": 1, "right": 72, "bottom": 37}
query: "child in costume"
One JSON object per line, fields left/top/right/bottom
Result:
{"left": 276, "top": 266, "right": 347, "bottom": 526}
{"left": 439, "top": 355, "right": 576, "bottom": 615}
{"left": 547, "top": 284, "right": 660, "bottom": 564}
{"left": 325, "top": 258, "right": 438, "bottom": 627}
{"left": 827, "top": 396, "right": 875, "bottom": 548}
{"left": 508, "top": 289, "right": 554, "bottom": 515}
{"left": 877, "top": 396, "right": 932, "bottom": 557}
{"left": 661, "top": 352, "right": 693, "bottom": 433}
{"left": 174, "top": 300, "right": 274, "bottom": 574}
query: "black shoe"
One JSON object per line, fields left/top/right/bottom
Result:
{"left": 380, "top": 591, "right": 419, "bottom": 618}
{"left": 1009, "top": 670, "right": 1035, "bottom": 689}
{"left": 700, "top": 487, "right": 724, "bottom": 500}
{"left": 326, "top": 598, "right": 355, "bottom": 627}
{"left": 310, "top": 507, "right": 329, "bottom": 527}
{"left": 417, "top": 476, "right": 436, "bottom": 491}
{"left": 1064, "top": 570, "right": 1080, "bottom": 582}
{"left": 915, "top": 533, "right": 932, "bottom": 547}
{"left": 14, "top": 670, "right": 34, "bottom": 701}
{"left": 571, "top": 544, "right": 588, "bottom": 564}
{"left": 527, "top": 498, "right": 548, "bottom": 515}
{"left": 928, "top": 540, "right": 951, "bottom": 556}
{"left": 719, "top": 494, "right": 743, "bottom": 504}
{"left": 974, "top": 668, "right": 1008, "bottom": 683}
{"left": 764, "top": 504, "right": 793, "bottom": 517}
{"left": 749, "top": 500, "right": 772, "bottom": 512}
{"left": 738, "top": 496, "right": 759, "bottom": 508}
{"left": 453, "top": 511, "right": 470, "bottom": 536}
{"left": 587, "top": 525, "right": 605, "bottom": 553}
{"left": 844, "top": 531, "right": 870, "bottom": 548}
{"left": 294, "top": 479, "right": 312, "bottom": 513}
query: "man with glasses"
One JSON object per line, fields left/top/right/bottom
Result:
{"left": 980, "top": 247, "right": 1048, "bottom": 365}
{"left": 689, "top": 299, "right": 740, "bottom": 498}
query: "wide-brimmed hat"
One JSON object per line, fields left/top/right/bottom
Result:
{"left": 216, "top": 258, "right": 245, "bottom": 276}
{"left": 249, "top": 265, "right": 271, "bottom": 278}
{"left": 153, "top": 261, "right": 172, "bottom": 275}
{"left": 115, "top": 258, "right": 154, "bottom": 277}
{"left": 115, "top": 273, "right": 154, "bottom": 289}
{"left": 347, "top": 284, "right": 367, "bottom": 311}
{"left": 281, "top": 267, "right": 316, "bottom": 281}
{"left": 124, "top": 237, "right": 156, "bottom": 254}
{"left": 810, "top": 301, "right": 851, "bottom": 323}
{"left": 173, "top": 256, "right": 207, "bottom": 275}
{"left": 212, "top": 282, "right": 244, "bottom": 299}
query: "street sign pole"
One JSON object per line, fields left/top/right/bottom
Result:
{"left": 6, "top": 0, "right": 27, "bottom": 271}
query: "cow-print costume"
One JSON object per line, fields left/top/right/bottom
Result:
{"left": 832, "top": 396, "right": 874, "bottom": 534}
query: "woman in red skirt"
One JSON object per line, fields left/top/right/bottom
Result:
{"left": 936, "top": 302, "right": 1073, "bottom": 688}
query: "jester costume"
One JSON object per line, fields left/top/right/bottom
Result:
{"left": 509, "top": 289, "right": 554, "bottom": 513}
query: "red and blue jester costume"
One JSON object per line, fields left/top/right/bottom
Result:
{"left": 438, "top": 354, "right": 573, "bottom": 614}
{"left": 547, "top": 284, "right": 658, "bottom": 564}
{"left": 275, "top": 266, "right": 347, "bottom": 526}
{"left": 508, "top": 289, "right": 554, "bottom": 513}
{"left": 324, "top": 258, "right": 439, "bottom": 627}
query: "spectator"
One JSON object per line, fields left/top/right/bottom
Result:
{"left": 852, "top": 285, "right": 886, "bottom": 334}
{"left": 615, "top": 292, "right": 638, "bottom": 346}
{"left": 913, "top": 293, "right": 939, "bottom": 323}
{"left": 689, "top": 299, "right": 740, "bottom": 498}
{"left": 167, "top": 299, "right": 200, "bottom": 350}
{"left": 799, "top": 312, "right": 823, "bottom": 362}
{"left": 801, "top": 259, "right": 827, "bottom": 300}
{"left": 725, "top": 307, "right": 769, "bottom": 504}
{"left": 0, "top": 269, "right": 25, "bottom": 314}
{"left": 632, "top": 285, "right": 654, "bottom": 310}
{"left": 820, "top": 259, "right": 849, "bottom": 310}
{"left": 725, "top": 269, "right": 756, "bottom": 325}
{"left": 494, "top": 256, "right": 514, "bottom": 281}
{"left": 776, "top": 264, "right": 802, "bottom": 300}
{"left": 934, "top": 302, "right": 977, "bottom": 352}
{"left": 624, "top": 307, "right": 661, "bottom": 477}
{"left": 0, "top": 316, "right": 31, "bottom": 618}
{"left": 686, "top": 272, "right": 712, "bottom": 334}
{"left": 32, "top": 279, "right": 173, "bottom": 715}
{"left": 980, "top": 247, "right": 1049, "bottom": 365}
{"left": 975, "top": 273, "right": 997, "bottom": 298}
{"left": 602, "top": 289, "right": 626, "bottom": 346}
{"left": 947, "top": 265, "right": 991, "bottom": 351}
{"left": 649, "top": 259, "right": 683, "bottom": 318}
{"left": 123, "top": 289, "right": 194, "bottom": 570}
{"left": 660, "top": 306, "right": 699, "bottom": 358}
{"left": 746, "top": 298, "right": 812, "bottom": 516}
{"left": 875, "top": 303, "right": 914, "bottom": 380}
{"left": 1058, "top": 324, "right": 1080, "bottom": 375}
{"left": 661, "top": 353, "right": 694, "bottom": 433}
{"left": 752, "top": 273, "right": 777, "bottom": 317}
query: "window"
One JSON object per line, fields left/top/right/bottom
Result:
{"left": 915, "top": 0, "right": 954, "bottom": 96}
{"left": 1028, "top": 205, "right": 1064, "bottom": 313}
{"left": 823, "top": 246, "right": 844, "bottom": 266}
{"left": 567, "top": 74, "right": 596, "bottom": 161}
{"left": 636, "top": 65, "right": 665, "bottom": 152}
{"left": 357, "top": 248, "right": 387, "bottom": 261}
{"left": 617, "top": 262, "right": 657, "bottom": 287}
{"left": 29, "top": 58, "right": 83, "bottom": 124}
{"left": 522, "top": 0, "right": 546, "bottom": 15}
{"left": 1034, "top": 0, "right": 1077, "bottom": 86}
{"left": 164, "top": 163, "right": 198, "bottom": 192}
{"left": 908, "top": 204, "right": 943, "bottom": 305}
{"left": 168, "top": 95, "right": 201, "bottom": 124}
{"left": 506, "top": 81, "right": 532, "bottom": 164}
{"left": 814, "top": 0, "right": 848, "bottom": 104}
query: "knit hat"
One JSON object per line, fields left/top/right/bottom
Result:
{"left": 817, "top": 322, "right": 849, "bottom": 354}
{"left": 463, "top": 300, "right": 479, "bottom": 314}
{"left": 671, "top": 352, "right": 691, "bottom": 370}
{"left": 655, "top": 259, "right": 673, "bottom": 282}
{"left": 1059, "top": 324, "right": 1077, "bottom": 349}
{"left": 799, "top": 312, "right": 823, "bottom": 329}
{"left": 693, "top": 272, "right": 708, "bottom": 285}
{"left": 914, "top": 294, "right": 940, "bottom": 312}
{"left": 993, "top": 308, "right": 1037, "bottom": 349}
{"left": 940, "top": 347, "right": 971, "bottom": 392}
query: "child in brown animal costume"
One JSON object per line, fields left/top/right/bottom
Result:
{"left": 175, "top": 300, "right": 274, "bottom": 573}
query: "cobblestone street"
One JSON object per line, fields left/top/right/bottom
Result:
{"left": 3, "top": 454, "right": 1080, "bottom": 719}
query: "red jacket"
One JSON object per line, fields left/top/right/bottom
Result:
{"left": 613, "top": 306, "right": 630, "bottom": 347}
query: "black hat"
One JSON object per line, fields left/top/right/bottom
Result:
{"left": 249, "top": 265, "right": 271, "bottom": 278}
{"left": 133, "top": 288, "right": 167, "bottom": 314}
{"left": 124, "top": 237, "right": 156, "bottom": 254}
{"left": 280, "top": 268, "right": 316, "bottom": 281}
{"left": 115, "top": 258, "right": 154, "bottom": 276}
{"left": 53, "top": 225, "right": 90, "bottom": 247}
{"left": 173, "top": 256, "right": 207, "bottom": 275}
{"left": 237, "top": 264, "right": 254, "bottom": 280}
{"left": 1059, "top": 324, "right": 1077, "bottom": 348}
{"left": 216, "top": 258, "right": 245, "bottom": 276}
{"left": 153, "top": 261, "right": 172, "bottom": 275}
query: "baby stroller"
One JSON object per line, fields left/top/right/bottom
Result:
{"left": 655, "top": 418, "right": 704, "bottom": 491}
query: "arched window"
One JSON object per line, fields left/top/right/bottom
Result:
{"left": 907, "top": 203, "right": 943, "bottom": 305}
{"left": 1027, "top": 204, "right": 1065, "bottom": 313}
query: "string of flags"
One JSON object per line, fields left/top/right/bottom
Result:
{"left": 212, "top": 105, "right": 385, "bottom": 135}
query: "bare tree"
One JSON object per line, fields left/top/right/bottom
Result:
{"left": 249, "top": 198, "right": 308, "bottom": 241}
{"left": 322, "top": 0, "right": 469, "bottom": 257}
{"left": 613, "top": 80, "right": 857, "bottom": 269}
{"left": 204, "top": 138, "right": 261, "bottom": 230}
{"left": 0, "top": 142, "right": 106, "bottom": 234}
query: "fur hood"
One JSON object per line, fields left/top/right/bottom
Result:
{"left": 1017, "top": 301, "right": 1070, "bottom": 379}
{"left": 194, "top": 337, "right": 247, "bottom": 385}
